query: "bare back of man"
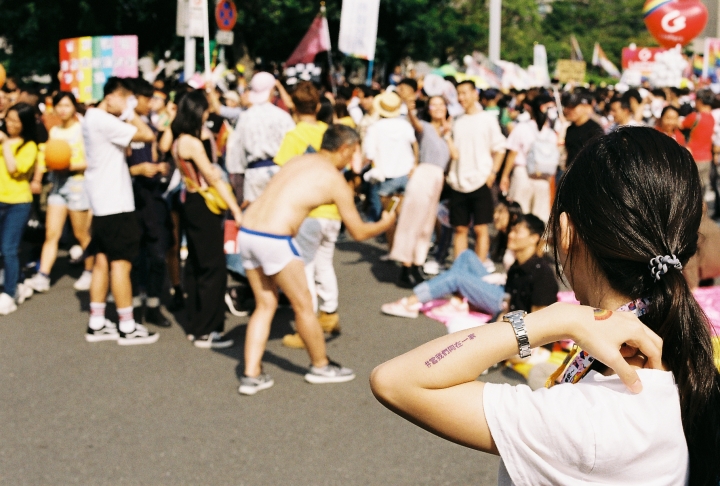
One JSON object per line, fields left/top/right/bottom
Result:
{"left": 237, "top": 126, "right": 395, "bottom": 396}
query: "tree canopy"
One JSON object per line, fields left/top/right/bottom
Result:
{"left": 0, "top": 0, "right": 658, "bottom": 79}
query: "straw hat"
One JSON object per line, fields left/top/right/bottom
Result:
{"left": 373, "top": 91, "right": 402, "bottom": 118}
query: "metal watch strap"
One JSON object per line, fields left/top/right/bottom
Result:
{"left": 504, "top": 310, "right": 531, "bottom": 358}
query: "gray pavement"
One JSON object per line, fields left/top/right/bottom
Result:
{"left": 0, "top": 239, "right": 522, "bottom": 485}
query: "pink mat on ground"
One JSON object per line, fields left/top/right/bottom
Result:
{"left": 422, "top": 287, "right": 720, "bottom": 337}
{"left": 558, "top": 289, "right": 720, "bottom": 336}
{"left": 420, "top": 300, "right": 492, "bottom": 325}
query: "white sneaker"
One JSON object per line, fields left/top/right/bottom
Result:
{"left": 483, "top": 259, "right": 496, "bottom": 273}
{"left": 381, "top": 297, "right": 422, "bottom": 318}
{"left": 24, "top": 273, "right": 50, "bottom": 293}
{"left": 0, "top": 293, "right": 17, "bottom": 315}
{"left": 68, "top": 244, "right": 85, "bottom": 263}
{"left": 73, "top": 271, "right": 93, "bottom": 291}
{"left": 15, "top": 283, "right": 33, "bottom": 304}
{"left": 423, "top": 259, "right": 441, "bottom": 276}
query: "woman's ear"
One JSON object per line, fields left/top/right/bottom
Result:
{"left": 559, "top": 212, "right": 573, "bottom": 254}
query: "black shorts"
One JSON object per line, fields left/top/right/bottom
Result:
{"left": 448, "top": 184, "right": 494, "bottom": 227}
{"left": 87, "top": 211, "right": 141, "bottom": 262}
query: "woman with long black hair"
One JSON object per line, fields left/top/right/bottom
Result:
{"left": 0, "top": 102, "right": 39, "bottom": 315}
{"left": 25, "top": 91, "right": 94, "bottom": 294}
{"left": 372, "top": 127, "right": 720, "bottom": 485}
{"left": 171, "top": 90, "right": 242, "bottom": 348}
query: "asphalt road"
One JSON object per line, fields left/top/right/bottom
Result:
{"left": 0, "top": 238, "right": 523, "bottom": 485}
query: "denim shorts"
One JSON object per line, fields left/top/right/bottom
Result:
{"left": 47, "top": 173, "right": 90, "bottom": 212}
{"left": 376, "top": 175, "right": 409, "bottom": 197}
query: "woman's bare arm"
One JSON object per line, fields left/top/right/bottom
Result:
{"left": 181, "top": 135, "right": 243, "bottom": 225}
{"left": 370, "top": 303, "right": 663, "bottom": 453}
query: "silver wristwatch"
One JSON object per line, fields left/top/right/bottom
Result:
{"left": 503, "top": 310, "right": 531, "bottom": 358}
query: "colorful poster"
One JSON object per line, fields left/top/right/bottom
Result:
{"left": 338, "top": 0, "right": 380, "bottom": 60}
{"left": 59, "top": 35, "right": 138, "bottom": 103}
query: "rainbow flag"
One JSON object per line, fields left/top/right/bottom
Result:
{"left": 643, "top": 0, "right": 672, "bottom": 17}
{"left": 59, "top": 35, "right": 138, "bottom": 103}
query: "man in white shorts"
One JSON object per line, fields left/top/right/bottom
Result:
{"left": 238, "top": 125, "right": 396, "bottom": 395}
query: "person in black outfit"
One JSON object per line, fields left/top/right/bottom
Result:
{"left": 127, "top": 78, "right": 172, "bottom": 327}
{"left": 562, "top": 92, "right": 604, "bottom": 168}
{"left": 171, "top": 90, "right": 243, "bottom": 349}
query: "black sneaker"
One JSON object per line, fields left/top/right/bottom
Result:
{"left": 304, "top": 359, "right": 356, "bottom": 384}
{"left": 192, "top": 331, "right": 234, "bottom": 349}
{"left": 117, "top": 324, "right": 160, "bottom": 346}
{"left": 145, "top": 306, "right": 172, "bottom": 327}
{"left": 238, "top": 373, "right": 274, "bottom": 395}
{"left": 85, "top": 320, "right": 120, "bottom": 343}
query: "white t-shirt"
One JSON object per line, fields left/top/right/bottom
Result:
{"left": 484, "top": 369, "right": 688, "bottom": 485}
{"left": 82, "top": 108, "right": 137, "bottom": 216}
{"left": 447, "top": 111, "right": 506, "bottom": 193}
{"left": 505, "top": 120, "right": 540, "bottom": 167}
{"left": 363, "top": 117, "right": 416, "bottom": 179}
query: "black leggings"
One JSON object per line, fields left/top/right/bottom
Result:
{"left": 182, "top": 192, "right": 226, "bottom": 337}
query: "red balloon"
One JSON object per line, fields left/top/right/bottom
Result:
{"left": 644, "top": 0, "right": 708, "bottom": 48}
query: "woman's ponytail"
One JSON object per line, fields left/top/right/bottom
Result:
{"left": 642, "top": 270, "right": 720, "bottom": 485}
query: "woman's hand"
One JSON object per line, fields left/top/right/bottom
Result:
{"left": 566, "top": 307, "right": 664, "bottom": 393}
{"left": 30, "top": 180, "right": 42, "bottom": 195}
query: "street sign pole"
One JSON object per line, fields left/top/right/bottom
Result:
{"left": 489, "top": 0, "right": 501, "bottom": 63}
{"left": 202, "top": 0, "right": 211, "bottom": 78}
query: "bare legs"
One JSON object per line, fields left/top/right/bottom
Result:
{"left": 89, "top": 253, "right": 132, "bottom": 309}
{"left": 39, "top": 205, "right": 93, "bottom": 275}
{"left": 244, "top": 261, "right": 329, "bottom": 378}
{"left": 452, "top": 224, "right": 489, "bottom": 261}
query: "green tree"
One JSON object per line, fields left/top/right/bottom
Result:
{"left": 0, "top": 0, "right": 180, "bottom": 77}
{"left": 541, "top": 0, "right": 656, "bottom": 67}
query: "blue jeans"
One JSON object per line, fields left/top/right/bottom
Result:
{"left": 368, "top": 175, "right": 409, "bottom": 221}
{"left": 413, "top": 250, "right": 504, "bottom": 315}
{"left": 0, "top": 202, "right": 32, "bottom": 298}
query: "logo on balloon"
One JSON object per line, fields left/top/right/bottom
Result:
{"left": 661, "top": 11, "right": 686, "bottom": 33}
{"left": 643, "top": 0, "right": 708, "bottom": 48}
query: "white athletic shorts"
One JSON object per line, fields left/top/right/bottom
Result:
{"left": 238, "top": 227, "right": 303, "bottom": 276}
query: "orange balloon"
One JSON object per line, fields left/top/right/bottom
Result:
{"left": 44, "top": 139, "right": 72, "bottom": 171}
{"left": 0, "top": 64, "right": 5, "bottom": 89}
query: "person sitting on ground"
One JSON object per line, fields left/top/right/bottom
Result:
{"left": 371, "top": 127, "right": 720, "bottom": 485}
{"left": 237, "top": 124, "right": 396, "bottom": 395}
{"left": 381, "top": 214, "right": 558, "bottom": 319}
{"left": 489, "top": 199, "right": 522, "bottom": 265}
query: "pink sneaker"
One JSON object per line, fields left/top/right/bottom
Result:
{"left": 381, "top": 298, "right": 422, "bottom": 318}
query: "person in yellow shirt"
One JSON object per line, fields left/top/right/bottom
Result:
{"left": 0, "top": 102, "right": 39, "bottom": 315}
{"left": 25, "top": 92, "right": 94, "bottom": 294}
{"left": 273, "top": 82, "right": 342, "bottom": 348}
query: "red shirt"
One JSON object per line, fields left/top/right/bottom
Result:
{"left": 655, "top": 125, "right": 686, "bottom": 147}
{"left": 681, "top": 112, "right": 714, "bottom": 163}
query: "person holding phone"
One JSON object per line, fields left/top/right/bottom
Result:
{"left": 389, "top": 93, "right": 456, "bottom": 288}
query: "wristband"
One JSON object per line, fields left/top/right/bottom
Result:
{"left": 503, "top": 310, "right": 531, "bottom": 358}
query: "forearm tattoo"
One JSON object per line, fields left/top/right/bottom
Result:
{"left": 424, "top": 333, "right": 476, "bottom": 368}
{"left": 594, "top": 308, "right": 613, "bottom": 320}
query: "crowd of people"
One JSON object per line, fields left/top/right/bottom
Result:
{"left": 2, "top": 66, "right": 720, "bottom": 395}
{"left": 1, "top": 52, "right": 720, "bottom": 481}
